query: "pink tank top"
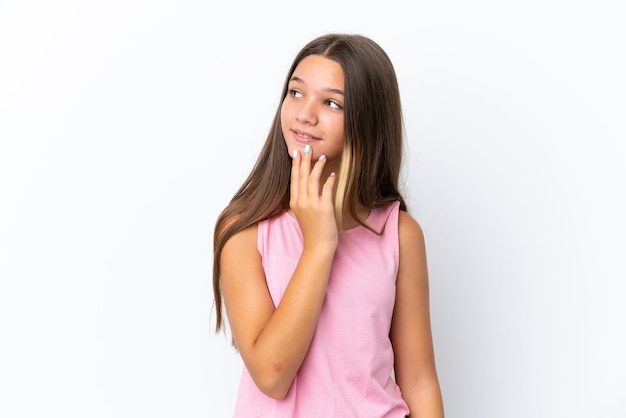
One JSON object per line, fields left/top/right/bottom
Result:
{"left": 232, "top": 201, "right": 409, "bottom": 418}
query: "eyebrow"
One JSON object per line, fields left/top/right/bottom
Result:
{"left": 289, "top": 76, "right": 344, "bottom": 96}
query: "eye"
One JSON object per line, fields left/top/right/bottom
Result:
{"left": 327, "top": 99, "right": 342, "bottom": 110}
{"left": 289, "top": 89, "right": 303, "bottom": 98}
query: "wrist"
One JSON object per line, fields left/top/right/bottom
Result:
{"left": 302, "top": 241, "right": 337, "bottom": 259}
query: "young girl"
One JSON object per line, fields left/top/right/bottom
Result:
{"left": 213, "top": 33, "right": 444, "bottom": 418}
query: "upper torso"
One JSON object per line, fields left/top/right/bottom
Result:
{"left": 232, "top": 201, "right": 409, "bottom": 418}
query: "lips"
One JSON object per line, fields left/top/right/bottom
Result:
{"left": 292, "top": 129, "right": 321, "bottom": 144}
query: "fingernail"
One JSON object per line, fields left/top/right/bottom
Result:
{"left": 319, "top": 155, "right": 326, "bottom": 161}
{"left": 293, "top": 150, "right": 298, "bottom": 158}
{"left": 304, "top": 144, "right": 311, "bottom": 153}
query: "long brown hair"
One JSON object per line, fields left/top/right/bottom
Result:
{"left": 212, "top": 34, "right": 407, "bottom": 332}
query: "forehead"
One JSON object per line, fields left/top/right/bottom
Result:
{"left": 290, "top": 55, "right": 344, "bottom": 89}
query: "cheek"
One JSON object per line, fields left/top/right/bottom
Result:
{"left": 329, "top": 118, "right": 345, "bottom": 147}
{"left": 281, "top": 101, "right": 294, "bottom": 132}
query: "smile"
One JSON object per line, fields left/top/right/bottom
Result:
{"left": 292, "top": 129, "right": 321, "bottom": 144}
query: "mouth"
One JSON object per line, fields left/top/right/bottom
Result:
{"left": 291, "top": 129, "right": 321, "bottom": 144}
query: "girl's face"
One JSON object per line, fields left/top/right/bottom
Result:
{"left": 281, "top": 55, "right": 345, "bottom": 165}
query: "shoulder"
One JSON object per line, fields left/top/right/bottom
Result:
{"left": 395, "top": 210, "right": 429, "bottom": 294}
{"left": 222, "top": 222, "right": 258, "bottom": 255}
{"left": 216, "top": 209, "right": 260, "bottom": 249}
{"left": 218, "top": 212, "right": 260, "bottom": 266}
{"left": 220, "top": 223, "right": 263, "bottom": 287}
{"left": 398, "top": 209, "right": 426, "bottom": 250}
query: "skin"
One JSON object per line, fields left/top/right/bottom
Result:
{"left": 392, "top": 213, "right": 445, "bottom": 417}
{"left": 282, "top": 55, "right": 345, "bottom": 181}
{"left": 219, "top": 54, "right": 444, "bottom": 417}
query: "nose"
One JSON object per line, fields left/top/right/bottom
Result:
{"left": 296, "top": 100, "right": 319, "bottom": 125}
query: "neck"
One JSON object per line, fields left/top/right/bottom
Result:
{"left": 339, "top": 202, "right": 370, "bottom": 230}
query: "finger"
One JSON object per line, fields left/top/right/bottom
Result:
{"left": 299, "top": 145, "right": 312, "bottom": 198}
{"left": 320, "top": 171, "right": 337, "bottom": 205}
{"left": 308, "top": 154, "right": 327, "bottom": 198}
{"left": 290, "top": 150, "right": 300, "bottom": 208}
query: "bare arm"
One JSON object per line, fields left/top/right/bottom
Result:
{"left": 220, "top": 149, "right": 337, "bottom": 399}
{"left": 391, "top": 211, "right": 444, "bottom": 417}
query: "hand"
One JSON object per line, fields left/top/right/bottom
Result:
{"left": 289, "top": 147, "right": 338, "bottom": 251}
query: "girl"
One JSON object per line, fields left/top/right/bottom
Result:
{"left": 213, "top": 33, "right": 444, "bottom": 418}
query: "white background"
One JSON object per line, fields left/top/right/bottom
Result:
{"left": 1, "top": 1, "right": 625, "bottom": 417}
